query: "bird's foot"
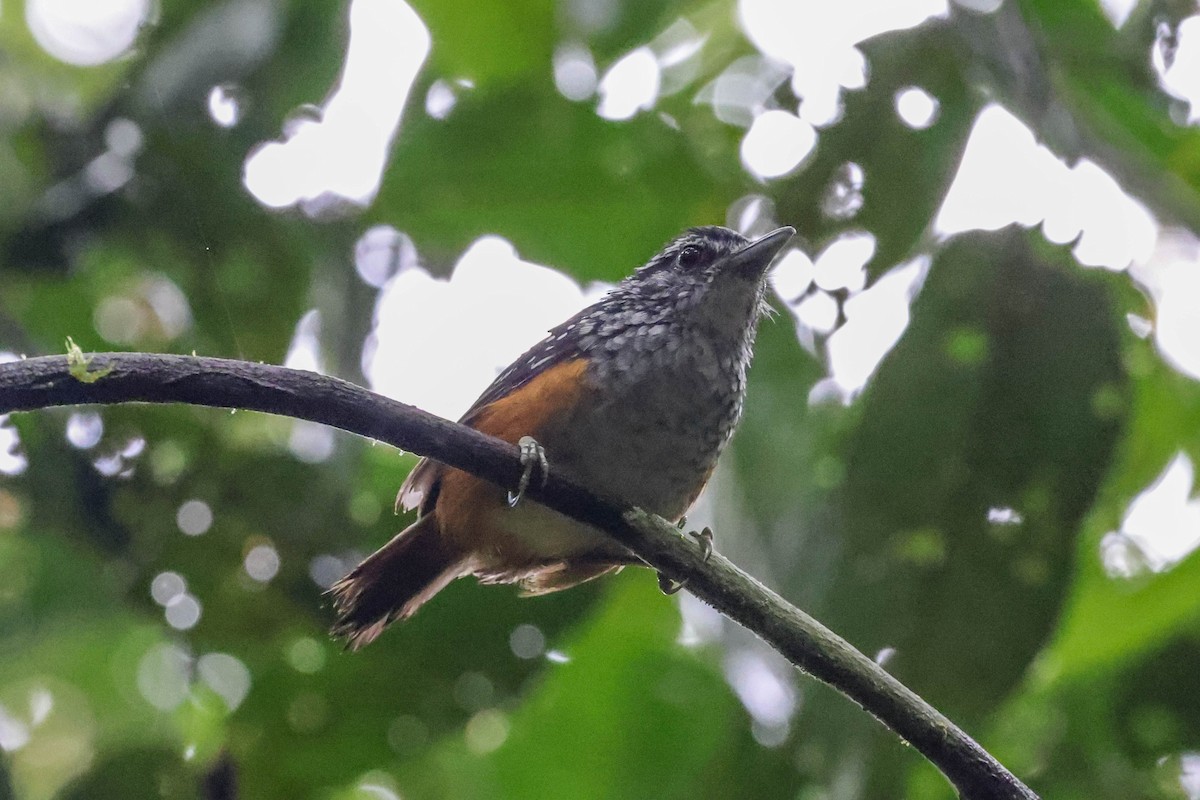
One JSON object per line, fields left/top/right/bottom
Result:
{"left": 656, "top": 526, "right": 715, "bottom": 595}
{"left": 691, "top": 526, "right": 714, "bottom": 562}
{"left": 507, "top": 436, "right": 549, "bottom": 508}
{"left": 658, "top": 572, "right": 686, "bottom": 595}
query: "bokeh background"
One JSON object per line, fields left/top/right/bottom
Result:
{"left": 1, "top": 0, "right": 1199, "bottom": 797}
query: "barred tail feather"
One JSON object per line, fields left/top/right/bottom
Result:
{"left": 329, "top": 514, "right": 463, "bottom": 649}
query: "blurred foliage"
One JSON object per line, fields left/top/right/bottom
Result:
{"left": 1, "top": 0, "right": 1199, "bottom": 799}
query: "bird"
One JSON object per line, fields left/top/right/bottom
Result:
{"left": 330, "top": 224, "right": 795, "bottom": 648}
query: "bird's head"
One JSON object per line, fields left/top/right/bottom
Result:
{"left": 622, "top": 225, "right": 795, "bottom": 338}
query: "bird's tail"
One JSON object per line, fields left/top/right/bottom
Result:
{"left": 329, "top": 513, "right": 463, "bottom": 649}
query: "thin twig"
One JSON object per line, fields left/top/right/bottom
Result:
{"left": 0, "top": 353, "right": 1038, "bottom": 800}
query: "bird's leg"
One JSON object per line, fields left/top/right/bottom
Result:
{"left": 508, "top": 436, "right": 549, "bottom": 508}
{"left": 656, "top": 526, "right": 715, "bottom": 595}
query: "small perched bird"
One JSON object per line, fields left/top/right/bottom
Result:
{"left": 331, "top": 225, "right": 794, "bottom": 648}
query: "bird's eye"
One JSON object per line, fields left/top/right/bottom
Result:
{"left": 678, "top": 245, "right": 703, "bottom": 268}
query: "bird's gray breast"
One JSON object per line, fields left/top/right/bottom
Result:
{"left": 550, "top": 320, "right": 748, "bottom": 517}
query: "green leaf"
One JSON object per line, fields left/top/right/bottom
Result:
{"left": 402, "top": 574, "right": 740, "bottom": 800}
{"left": 1011, "top": 0, "right": 1200, "bottom": 231}
{"left": 1042, "top": 350, "right": 1200, "bottom": 679}
{"left": 374, "top": 88, "right": 722, "bottom": 281}
{"left": 774, "top": 18, "right": 979, "bottom": 277}
{"left": 408, "top": 0, "right": 556, "bottom": 87}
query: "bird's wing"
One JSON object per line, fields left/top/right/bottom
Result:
{"left": 461, "top": 308, "right": 593, "bottom": 418}
{"left": 395, "top": 309, "right": 593, "bottom": 515}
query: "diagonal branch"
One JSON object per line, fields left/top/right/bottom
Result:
{"left": 0, "top": 352, "right": 1038, "bottom": 800}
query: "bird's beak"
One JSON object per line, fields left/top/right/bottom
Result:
{"left": 727, "top": 226, "right": 795, "bottom": 278}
